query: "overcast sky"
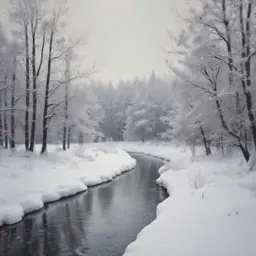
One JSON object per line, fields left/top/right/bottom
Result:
{"left": 0, "top": 0, "right": 197, "bottom": 83}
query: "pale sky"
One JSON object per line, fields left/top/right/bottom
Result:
{"left": 0, "top": 0, "right": 198, "bottom": 83}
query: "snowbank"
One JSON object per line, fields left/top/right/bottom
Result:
{"left": 0, "top": 145, "right": 136, "bottom": 226}
{"left": 120, "top": 143, "right": 256, "bottom": 256}
{"left": 114, "top": 141, "right": 179, "bottom": 161}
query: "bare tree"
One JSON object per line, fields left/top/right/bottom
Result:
{"left": 41, "top": 16, "right": 54, "bottom": 154}
{"left": 239, "top": 0, "right": 256, "bottom": 151}
{"left": 10, "top": 54, "right": 17, "bottom": 149}
{"left": 62, "top": 51, "right": 71, "bottom": 151}
{"left": 166, "top": 0, "right": 256, "bottom": 162}
{"left": 29, "top": 12, "right": 46, "bottom": 152}
{"left": 24, "top": 22, "right": 30, "bottom": 150}
{"left": 3, "top": 74, "right": 8, "bottom": 149}
{"left": 0, "top": 81, "right": 3, "bottom": 147}
{"left": 10, "top": 0, "right": 46, "bottom": 151}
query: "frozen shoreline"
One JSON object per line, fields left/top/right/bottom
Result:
{"left": 0, "top": 145, "right": 136, "bottom": 227}
{"left": 119, "top": 142, "right": 256, "bottom": 256}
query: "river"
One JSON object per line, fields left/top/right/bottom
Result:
{"left": 0, "top": 153, "right": 167, "bottom": 256}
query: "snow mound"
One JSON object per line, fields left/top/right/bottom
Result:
{"left": 0, "top": 205, "right": 24, "bottom": 226}
{"left": 119, "top": 142, "right": 256, "bottom": 256}
{"left": 0, "top": 145, "right": 136, "bottom": 226}
{"left": 20, "top": 194, "right": 44, "bottom": 214}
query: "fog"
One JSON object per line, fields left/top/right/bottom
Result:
{"left": 0, "top": 0, "right": 198, "bottom": 82}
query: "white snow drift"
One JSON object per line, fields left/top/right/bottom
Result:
{"left": 119, "top": 142, "right": 256, "bottom": 256}
{"left": 0, "top": 145, "right": 136, "bottom": 226}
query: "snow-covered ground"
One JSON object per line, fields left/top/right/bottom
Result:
{"left": 2, "top": 141, "right": 255, "bottom": 255}
{"left": 0, "top": 145, "right": 136, "bottom": 226}
{"left": 115, "top": 142, "right": 256, "bottom": 256}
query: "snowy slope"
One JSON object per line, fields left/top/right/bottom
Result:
{"left": 119, "top": 142, "right": 256, "bottom": 256}
{"left": 0, "top": 145, "right": 136, "bottom": 226}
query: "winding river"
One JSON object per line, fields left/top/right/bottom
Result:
{"left": 0, "top": 153, "right": 167, "bottom": 256}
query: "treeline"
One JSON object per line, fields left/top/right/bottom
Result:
{"left": 91, "top": 72, "right": 173, "bottom": 142}
{"left": 168, "top": 0, "right": 256, "bottom": 164}
{"left": 0, "top": 0, "right": 90, "bottom": 153}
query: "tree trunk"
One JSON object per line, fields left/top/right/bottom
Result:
{"left": 239, "top": 0, "right": 256, "bottom": 156}
{"left": 0, "top": 84, "right": 3, "bottom": 147}
{"left": 78, "top": 132, "right": 84, "bottom": 145}
{"left": 25, "top": 23, "right": 30, "bottom": 151}
{"left": 10, "top": 57, "right": 16, "bottom": 149}
{"left": 29, "top": 25, "right": 37, "bottom": 152}
{"left": 215, "top": 97, "right": 249, "bottom": 161}
{"left": 244, "top": 0, "right": 256, "bottom": 151}
{"left": 62, "top": 57, "right": 70, "bottom": 151}
{"left": 190, "top": 139, "right": 196, "bottom": 161}
{"left": 207, "top": 141, "right": 212, "bottom": 155}
{"left": 41, "top": 28, "right": 54, "bottom": 154}
{"left": 62, "top": 125, "right": 67, "bottom": 150}
{"left": 220, "top": 136, "right": 224, "bottom": 156}
{"left": 67, "top": 127, "right": 71, "bottom": 149}
{"left": 239, "top": 143, "right": 250, "bottom": 162}
{"left": 3, "top": 75, "right": 8, "bottom": 149}
{"left": 141, "top": 129, "right": 145, "bottom": 142}
{"left": 222, "top": 0, "right": 234, "bottom": 87}
{"left": 200, "top": 126, "right": 211, "bottom": 156}
{"left": 239, "top": 1, "right": 249, "bottom": 157}
{"left": 244, "top": 128, "right": 248, "bottom": 150}
{"left": 222, "top": 0, "right": 241, "bottom": 115}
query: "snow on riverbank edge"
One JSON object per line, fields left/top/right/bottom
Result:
{"left": 121, "top": 143, "right": 256, "bottom": 256}
{"left": 0, "top": 145, "right": 136, "bottom": 227}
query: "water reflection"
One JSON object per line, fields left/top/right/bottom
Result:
{"left": 0, "top": 154, "right": 167, "bottom": 256}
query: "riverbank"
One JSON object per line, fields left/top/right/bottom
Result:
{"left": 0, "top": 145, "right": 136, "bottom": 226}
{"left": 121, "top": 142, "right": 256, "bottom": 256}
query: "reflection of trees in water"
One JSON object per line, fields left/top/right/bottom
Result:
{"left": 64, "top": 203, "right": 84, "bottom": 252}
{"left": 23, "top": 218, "right": 35, "bottom": 255}
{"left": 48, "top": 201, "right": 88, "bottom": 255}
{"left": 44, "top": 199, "right": 89, "bottom": 255}
{"left": 0, "top": 197, "right": 90, "bottom": 256}
{"left": 96, "top": 185, "right": 114, "bottom": 217}
{"left": 82, "top": 189, "right": 93, "bottom": 214}
{"left": 0, "top": 225, "right": 19, "bottom": 255}
{"left": 0, "top": 215, "right": 39, "bottom": 256}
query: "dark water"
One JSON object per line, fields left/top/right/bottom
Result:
{"left": 0, "top": 154, "right": 167, "bottom": 256}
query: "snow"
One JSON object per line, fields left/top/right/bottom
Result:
{"left": 116, "top": 141, "right": 181, "bottom": 161}
{"left": 2, "top": 141, "right": 255, "bottom": 255}
{"left": 115, "top": 142, "right": 256, "bottom": 256}
{"left": 0, "top": 145, "right": 136, "bottom": 226}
